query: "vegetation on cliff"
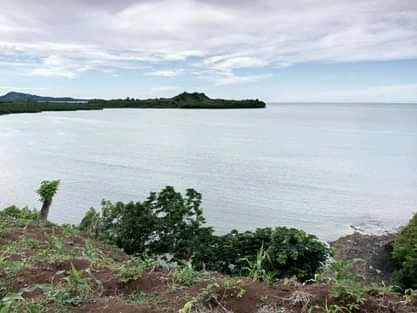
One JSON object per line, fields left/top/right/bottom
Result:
{"left": 79, "top": 186, "right": 330, "bottom": 282}
{"left": 392, "top": 212, "right": 417, "bottom": 289}
{"left": 1, "top": 181, "right": 417, "bottom": 313}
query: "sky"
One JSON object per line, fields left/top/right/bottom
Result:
{"left": 0, "top": 0, "right": 416, "bottom": 102}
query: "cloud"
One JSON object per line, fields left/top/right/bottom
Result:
{"left": 144, "top": 69, "right": 184, "bottom": 77}
{"left": 26, "top": 55, "right": 80, "bottom": 78}
{"left": 211, "top": 73, "right": 273, "bottom": 86}
{"left": 0, "top": 0, "right": 416, "bottom": 84}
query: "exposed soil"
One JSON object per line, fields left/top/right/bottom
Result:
{"left": 330, "top": 231, "right": 396, "bottom": 284}
{"left": 1, "top": 222, "right": 416, "bottom": 313}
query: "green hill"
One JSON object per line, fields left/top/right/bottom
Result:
{"left": 0, "top": 91, "right": 85, "bottom": 103}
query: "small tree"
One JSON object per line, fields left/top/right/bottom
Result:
{"left": 37, "top": 180, "right": 60, "bottom": 221}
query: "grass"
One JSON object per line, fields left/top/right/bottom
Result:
{"left": 0, "top": 212, "right": 129, "bottom": 312}
{"left": 1, "top": 208, "right": 416, "bottom": 313}
{"left": 170, "top": 260, "right": 203, "bottom": 287}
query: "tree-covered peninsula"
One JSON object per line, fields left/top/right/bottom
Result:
{"left": 0, "top": 91, "right": 266, "bottom": 116}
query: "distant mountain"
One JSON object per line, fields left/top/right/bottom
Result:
{"left": 0, "top": 91, "right": 85, "bottom": 103}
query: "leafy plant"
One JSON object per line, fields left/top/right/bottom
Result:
{"left": 329, "top": 279, "right": 365, "bottom": 313}
{"left": 116, "top": 256, "right": 157, "bottom": 283}
{"left": 392, "top": 212, "right": 417, "bottom": 289}
{"left": 0, "top": 284, "right": 50, "bottom": 313}
{"left": 36, "top": 180, "right": 60, "bottom": 221}
{"left": 265, "top": 227, "right": 330, "bottom": 281}
{"left": 403, "top": 288, "right": 417, "bottom": 304}
{"left": 78, "top": 208, "right": 101, "bottom": 236}
{"left": 48, "top": 264, "right": 94, "bottom": 310}
{"left": 171, "top": 260, "right": 199, "bottom": 287}
{"left": 79, "top": 186, "right": 331, "bottom": 283}
{"left": 0, "top": 206, "right": 39, "bottom": 222}
{"left": 80, "top": 186, "right": 213, "bottom": 260}
{"left": 82, "top": 240, "right": 96, "bottom": 259}
{"left": 310, "top": 299, "right": 349, "bottom": 313}
{"left": 243, "top": 243, "right": 274, "bottom": 282}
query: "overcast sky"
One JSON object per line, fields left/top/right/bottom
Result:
{"left": 1, "top": 0, "right": 416, "bottom": 102}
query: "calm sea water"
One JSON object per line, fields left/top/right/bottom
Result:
{"left": 0, "top": 104, "right": 416, "bottom": 240}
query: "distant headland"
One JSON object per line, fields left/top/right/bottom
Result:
{"left": 0, "top": 91, "right": 266, "bottom": 115}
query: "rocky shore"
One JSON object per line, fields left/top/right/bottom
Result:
{"left": 330, "top": 231, "right": 396, "bottom": 284}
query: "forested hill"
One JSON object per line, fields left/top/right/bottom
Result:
{"left": 0, "top": 91, "right": 266, "bottom": 115}
{"left": 0, "top": 91, "right": 84, "bottom": 103}
{"left": 89, "top": 92, "right": 266, "bottom": 109}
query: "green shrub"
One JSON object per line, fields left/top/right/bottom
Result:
{"left": 79, "top": 186, "right": 331, "bottom": 282}
{"left": 78, "top": 207, "right": 101, "bottom": 236}
{"left": 205, "top": 227, "right": 330, "bottom": 282}
{"left": 392, "top": 212, "right": 417, "bottom": 289}
{"left": 79, "top": 186, "right": 213, "bottom": 258}
{"left": 0, "top": 205, "right": 39, "bottom": 221}
{"left": 265, "top": 227, "right": 330, "bottom": 281}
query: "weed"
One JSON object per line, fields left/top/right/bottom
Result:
{"left": 61, "top": 224, "right": 78, "bottom": 237}
{"left": 243, "top": 243, "right": 274, "bottom": 282}
{"left": 178, "top": 277, "right": 246, "bottom": 313}
{"left": 329, "top": 279, "right": 365, "bottom": 312}
{"left": 122, "top": 291, "right": 164, "bottom": 305}
{"left": 179, "top": 299, "right": 197, "bottom": 313}
{"left": 309, "top": 298, "right": 348, "bottom": 313}
{"left": 403, "top": 288, "right": 417, "bottom": 304}
{"left": 222, "top": 278, "right": 242, "bottom": 291}
{"left": 47, "top": 236, "right": 65, "bottom": 254}
{"left": 47, "top": 263, "right": 94, "bottom": 311}
{"left": 82, "top": 239, "right": 96, "bottom": 259}
{"left": 171, "top": 260, "right": 200, "bottom": 287}
{"left": 0, "top": 284, "right": 50, "bottom": 313}
{"left": 123, "top": 291, "right": 149, "bottom": 304}
{"left": 364, "top": 282, "right": 396, "bottom": 297}
{"left": 116, "top": 257, "right": 155, "bottom": 282}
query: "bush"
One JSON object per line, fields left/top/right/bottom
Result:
{"left": 79, "top": 186, "right": 213, "bottom": 258}
{"left": 0, "top": 205, "right": 39, "bottom": 221}
{"left": 392, "top": 212, "right": 417, "bottom": 289}
{"left": 265, "top": 227, "right": 330, "bottom": 281}
{"left": 79, "top": 186, "right": 331, "bottom": 282}
{"left": 195, "top": 227, "right": 330, "bottom": 281}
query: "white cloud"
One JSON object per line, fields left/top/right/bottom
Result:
{"left": 144, "top": 69, "right": 184, "bottom": 77}
{"left": 26, "top": 55, "right": 78, "bottom": 78}
{"left": 0, "top": 0, "right": 416, "bottom": 86}
{"left": 214, "top": 73, "right": 273, "bottom": 86}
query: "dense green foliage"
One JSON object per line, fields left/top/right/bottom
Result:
{"left": 37, "top": 180, "right": 60, "bottom": 220}
{"left": 89, "top": 92, "right": 265, "bottom": 109}
{"left": 0, "top": 101, "right": 103, "bottom": 115}
{"left": 0, "top": 92, "right": 265, "bottom": 115}
{"left": 80, "top": 186, "right": 213, "bottom": 258}
{"left": 0, "top": 205, "right": 39, "bottom": 221}
{"left": 80, "top": 186, "right": 330, "bottom": 281}
{"left": 392, "top": 212, "right": 417, "bottom": 289}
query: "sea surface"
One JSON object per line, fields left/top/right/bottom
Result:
{"left": 0, "top": 103, "right": 416, "bottom": 241}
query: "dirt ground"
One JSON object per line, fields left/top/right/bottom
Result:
{"left": 1, "top": 222, "right": 417, "bottom": 313}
